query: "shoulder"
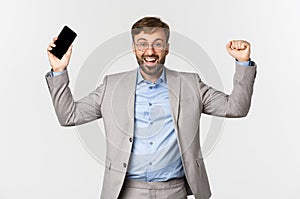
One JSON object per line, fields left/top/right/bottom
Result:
{"left": 165, "top": 67, "right": 200, "bottom": 81}
{"left": 106, "top": 68, "right": 137, "bottom": 77}
{"left": 104, "top": 68, "right": 137, "bottom": 81}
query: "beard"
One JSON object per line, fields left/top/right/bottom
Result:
{"left": 136, "top": 54, "right": 166, "bottom": 76}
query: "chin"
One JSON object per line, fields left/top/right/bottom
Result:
{"left": 140, "top": 63, "right": 163, "bottom": 76}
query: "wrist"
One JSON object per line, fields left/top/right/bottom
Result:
{"left": 51, "top": 68, "right": 65, "bottom": 72}
{"left": 235, "top": 58, "right": 255, "bottom": 66}
{"left": 235, "top": 58, "right": 250, "bottom": 62}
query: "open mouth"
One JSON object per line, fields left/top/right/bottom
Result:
{"left": 143, "top": 57, "right": 158, "bottom": 66}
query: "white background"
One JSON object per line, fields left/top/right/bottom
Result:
{"left": 1, "top": 0, "right": 299, "bottom": 198}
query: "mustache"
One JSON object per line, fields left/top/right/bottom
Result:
{"left": 142, "top": 55, "right": 159, "bottom": 59}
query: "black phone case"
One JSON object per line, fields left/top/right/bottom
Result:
{"left": 50, "top": 26, "right": 77, "bottom": 59}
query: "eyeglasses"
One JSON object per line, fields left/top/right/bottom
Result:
{"left": 135, "top": 41, "right": 166, "bottom": 52}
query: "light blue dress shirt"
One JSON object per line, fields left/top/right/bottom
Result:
{"left": 126, "top": 68, "right": 185, "bottom": 182}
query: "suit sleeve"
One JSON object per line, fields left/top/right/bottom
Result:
{"left": 197, "top": 63, "right": 257, "bottom": 118}
{"left": 45, "top": 70, "right": 107, "bottom": 126}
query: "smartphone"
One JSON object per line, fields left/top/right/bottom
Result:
{"left": 50, "top": 25, "right": 77, "bottom": 59}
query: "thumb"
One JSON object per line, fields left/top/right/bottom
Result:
{"left": 65, "top": 45, "right": 73, "bottom": 58}
{"left": 226, "top": 41, "right": 232, "bottom": 51}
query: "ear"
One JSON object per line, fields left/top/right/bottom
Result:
{"left": 132, "top": 42, "right": 136, "bottom": 53}
{"left": 165, "top": 43, "right": 170, "bottom": 55}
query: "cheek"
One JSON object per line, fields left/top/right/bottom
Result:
{"left": 159, "top": 51, "right": 168, "bottom": 59}
{"left": 134, "top": 51, "right": 143, "bottom": 59}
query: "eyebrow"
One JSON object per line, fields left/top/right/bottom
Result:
{"left": 136, "top": 38, "right": 164, "bottom": 43}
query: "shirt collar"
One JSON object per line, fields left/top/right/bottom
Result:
{"left": 136, "top": 66, "right": 166, "bottom": 85}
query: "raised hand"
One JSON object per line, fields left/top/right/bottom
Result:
{"left": 47, "top": 37, "right": 73, "bottom": 72}
{"left": 226, "top": 40, "right": 251, "bottom": 62}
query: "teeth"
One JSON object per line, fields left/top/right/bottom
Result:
{"left": 144, "top": 57, "right": 156, "bottom": 62}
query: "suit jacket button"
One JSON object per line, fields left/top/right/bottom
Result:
{"left": 123, "top": 163, "right": 127, "bottom": 168}
{"left": 129, "top": 137, "right": 133, "bottom": 142}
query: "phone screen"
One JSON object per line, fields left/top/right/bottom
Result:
{"left": 50, "top": 26, "right": 77, "bottom": 59}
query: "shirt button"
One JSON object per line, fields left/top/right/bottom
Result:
{"left": 149, "top": 141, "right": 153, "bottom": 145}
{"left": 129, "top": 137, "right": 133, "bottom": 142}
{"left": 149, "top": 86, "right": 153, "bottom": 89}
{"left": 123, "top": 163, "right": 127, "bottom": 168}
{"left": 149, "top": 122, "right": 153, "bottom": 125}
{"left": 149, "top": 162, "right": 152, "bottom": 165}
{"left": 149, "top": 103, "right": 152, "bottom": 106}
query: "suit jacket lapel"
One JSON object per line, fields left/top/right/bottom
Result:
{"left": 165, "top": 67, "right": 181, "bottom": 125}
{"left": 111, "top": 68, "right": 137, "bottom": 137}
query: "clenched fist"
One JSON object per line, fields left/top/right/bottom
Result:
{"left": 226, "top": 40, "right": 251, "bottom": 62}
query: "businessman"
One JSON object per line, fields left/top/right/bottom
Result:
{"left": 46, "top": 17, "right": 256, "bottom": 199}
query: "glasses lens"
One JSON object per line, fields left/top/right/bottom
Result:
{"left": 153, "top": 42, "right": 164, "bottom": 52}
{"left": 136, "top": 42, "right": 148, "bottom": 51}
{"left": 136, "top": 42, "right": 165, "bottom": 52}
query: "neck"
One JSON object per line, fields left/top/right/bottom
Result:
{"left": 140, "top": 67, "right": 163, "bottom": 83}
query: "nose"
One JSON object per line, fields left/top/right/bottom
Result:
{"left": 144, "top": 46, "right": 155, "bottom": 55}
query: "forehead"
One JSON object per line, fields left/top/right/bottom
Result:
{"left": 133, "top": 29, "right": 167, "bottom": 43}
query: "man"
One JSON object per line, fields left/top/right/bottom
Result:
{"left": 46, "top": 17, "right": 256, "bottom": 199}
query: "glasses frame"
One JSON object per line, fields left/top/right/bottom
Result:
{"left": 134, "top": 41, "right": 167, "bottom": 53}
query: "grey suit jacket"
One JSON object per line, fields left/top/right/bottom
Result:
{"left": 45, "top": 64, "right": 256, "bottom": 199}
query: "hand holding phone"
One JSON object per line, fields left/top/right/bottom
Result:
{"left": 50, "top": 26, "right": 77, "bottom": 59}
{"left": 47, "top": 25, "right": 77, "bottom": 72}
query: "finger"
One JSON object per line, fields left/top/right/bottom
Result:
{"left": 49, "top": 43, "right": 56, "bottom": 48}
{"left": 230, "top": 40, "right": 238, "bottom": 50}
{"left": 47, "top": 48, "right": 51, "bottom": 55}
{"left": 231, "top": 40, "right": 245, "bottom": 50}
{"left": 237, "top": 40, "right": 249, "bottom": 50}
{"left": 48, "top": 41, "right": 57, "bottom": 50}
{"left": 47, "top": 43, "right": 56, "bottom": 51}
{"left": 237, "top": 41, "right": 242, "bottom": 50}
{"left": 240, "top": 41, "right": 248, "bottom": 50}
{"left": 62, "top": 45, "right": 73, "bottom": 60}
{"left": 243, "top": 41, "right": 250, "bottom": 50}
{"left": 65, "top": 45, "right": 73, "bottom": 57}
{"left": 226, "top": 41, "right": 231, "bottom": 48}
{"left": 47, "top": 48, "right": 54, "bottom": 58}
{"left": 241, "top": 42, "right": 247, "bottom": 50}
{"left": 226, "top": 41, "right": 232, "bottom": 50}
{"left": 50, "top": 38, "right": 57, "bottom": 46}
